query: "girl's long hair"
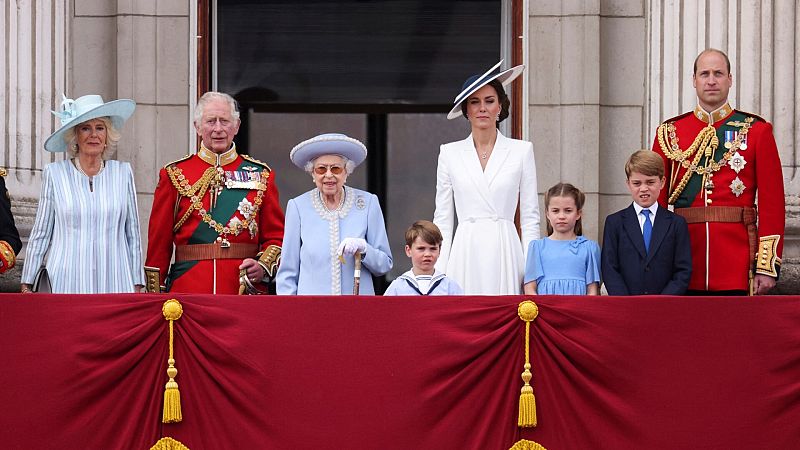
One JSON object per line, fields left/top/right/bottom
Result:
{"left": 544, "top": 182, "right": 586, "bottom": 236}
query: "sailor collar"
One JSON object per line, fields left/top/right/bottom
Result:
{"left": 694, "top": 102, "right": 733, "bottom": 125}
{"left": 198, "top": 143, "right": 238, "bottom": 166}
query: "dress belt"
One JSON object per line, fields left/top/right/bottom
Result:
{"left": 463, "top": 215, "right": 511, "bottom": 223}
{"left": 174, "top": 243, "right": 258, "bottom": 262}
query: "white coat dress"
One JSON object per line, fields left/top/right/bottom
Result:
{"left": 433, "top": 131, "right": 540, "bottom": 295}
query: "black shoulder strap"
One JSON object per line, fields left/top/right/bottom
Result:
{"left": 403, "top": 279, "right": 424, "bottom": 295}
{"left": 404, "top": 277, "right": 445, "bottom": 296}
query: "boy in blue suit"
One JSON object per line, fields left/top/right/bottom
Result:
{"left": 602, "top": 150, "right": 692, "bottom": 295}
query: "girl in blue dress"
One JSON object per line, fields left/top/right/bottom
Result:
{"left": 523, "top": 183, "right": 601, "bottom": 295}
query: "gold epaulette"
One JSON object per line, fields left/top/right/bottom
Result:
{"left": 755, "top": 235, "right": 781, "bottom": 278}
{"left": 662, "top": 111, "right": 694, "bottom": 124}
{"left": 241, "top": 154, "right": 272, "bottom": 173}
{"left": 735, "top": 109, "right": 767, "bottom": 123}
{"left": 163, "top": 154, "right": 193, "bottom": 169}
{"left": 256, "top": 244, "right": 281, "bottom": 277}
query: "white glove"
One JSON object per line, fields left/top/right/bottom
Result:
{"left": 337, "top": 237, "right": 367, "bottom": 258}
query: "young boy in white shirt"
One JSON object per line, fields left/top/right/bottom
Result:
{"left": 384, "top": 220, "right": 463, "bottom": 296}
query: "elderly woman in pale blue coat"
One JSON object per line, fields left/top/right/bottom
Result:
{"left": 277, "top": 133, "right": 392, "bottom": 295}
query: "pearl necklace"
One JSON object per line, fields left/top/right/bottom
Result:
{"left": 319, "top": 188, "right": 346, "bottom": 212}
{"left": 73, "top": 158, "right": 105, "bottom": 192}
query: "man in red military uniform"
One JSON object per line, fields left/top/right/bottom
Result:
{"left": 145, "top": 91, "right": 284, "bottom": 294}
{"left": 653, "top": 49, "right": 784, "bottom": 295}
{"left": 0, "top": 170, "right": 21, "bottom": 275}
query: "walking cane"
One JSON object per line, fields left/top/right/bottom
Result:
{"left": 353, "top": 251, "right": 362, "bottom": 295}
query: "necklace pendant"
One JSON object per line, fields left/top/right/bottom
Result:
{"left": 219, "top": 237, "right": 231, "bottom": 248}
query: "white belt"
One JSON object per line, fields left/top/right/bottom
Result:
{"left": 463, "top": 215, "right": 511, "bottom": 223}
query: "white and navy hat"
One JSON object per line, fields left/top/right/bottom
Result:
{"left": 447, "top": 60, "right": 525, "bottom": 120}
{"left": 44, "top": 94, "right": 135, "bottom": 152}
{"left": 289, "top": 133, "right": 368, "bottom": 169}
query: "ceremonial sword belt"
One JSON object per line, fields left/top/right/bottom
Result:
{"left": 674, "top": 206, "right": 758, "bottom": 278}
{"left": 174, "top": 243, "right": 258, "bottom": 262}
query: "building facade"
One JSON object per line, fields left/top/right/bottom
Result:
{"left": 2, "top": 0, "right": 798, "bottom": 292}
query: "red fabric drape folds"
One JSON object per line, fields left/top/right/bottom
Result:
{"left": 1, "top": 294, "right": 799, "bottom": 450}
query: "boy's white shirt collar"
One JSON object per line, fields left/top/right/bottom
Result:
{"left": 632, "top": 202, "right": 659, "bottom": 219}
{"left": 398, "top": 269, "right": 447, "bottom": 294}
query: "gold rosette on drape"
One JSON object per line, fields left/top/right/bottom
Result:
{"left": 509, "top": 439, "right": 547, "bottom": 450}
{"left": 150, "top": 437, "right": 190, "bottom": 450}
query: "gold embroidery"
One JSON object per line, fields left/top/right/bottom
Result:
{"left": 755, "top": 235, "right": 781, "bottom": 278}
{"left": 257, "top": 244, "right": 282, "bottom": 277}
{"left": 167, "top": 165, "right": 267, "bottom": 241}
{"left": 0, "top": 240, "right": 16, "bottom": 270}
{"left": 144, "top": 266, "right": 163, "bottom": 293}
{"left": 197, "top": 144, "right": 238, "bottom": 166}
{"left": 657, "top": 117, "right": 753, "bottom": 204}
{"left": 694, "top": 102, "right": 732, "bottom": 124}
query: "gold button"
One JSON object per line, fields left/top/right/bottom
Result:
{"left": 706, "top": 199, "right": 713, "bottom": 204}
{"left": 763, "top": 244, "right": 769, "bottom": 249}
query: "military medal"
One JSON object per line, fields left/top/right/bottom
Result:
{"left": 224, "top": 170, "right": 263, "bottom": 189}
{"left": 728, "top": 152, "right": 746, "bottom": 173}
{"left": 730, "top": 177, "right": 746, "bottom": 197}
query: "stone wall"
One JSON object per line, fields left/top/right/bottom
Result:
{"left": 1, "top": 0, "right": 798, "bottom": 293}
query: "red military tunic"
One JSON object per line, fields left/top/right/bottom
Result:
{"left": 145, "top": 144, "right": 284, "bottom": 294}
{"left": 653, "top": 103, "right": 784, "bottom": 292}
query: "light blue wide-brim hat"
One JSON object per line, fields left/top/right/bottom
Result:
{"left": 44, "top": 94, "right": 136, "bottom": 152}
{"left": 289, "top": 133, "right": 368, "bottom": 169}
{"left": 447, "top": 60, "right": 525, "bottom": 120}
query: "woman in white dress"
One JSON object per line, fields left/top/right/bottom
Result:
{"left": 20, "top": 95, "right": 143, "bottom": 294}
{"left": 433, "top": 61, "right": 540, "bottom": 295}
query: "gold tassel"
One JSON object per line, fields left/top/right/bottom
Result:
{"left": 162, "top": 299, "right": 184, "bottom": 423}
{"left": 517, "top": 301, "right": 539, "bottom": 428}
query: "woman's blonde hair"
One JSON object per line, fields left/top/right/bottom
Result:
{"left": 63, "top": 117, "right": 121, "bottom": 157}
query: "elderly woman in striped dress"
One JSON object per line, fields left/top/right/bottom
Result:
{"left": 20, "top": 94, "right": 143, "bottom": 294}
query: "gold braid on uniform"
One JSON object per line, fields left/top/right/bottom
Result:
{"left": 755, "top": 235, "right": 781, "bottom": 278}
{"left": 166, "top": 165, "right": 268, "bottom": 238}
{"left": 256, "top": 244, "right": 281, "bottom": 277}
{"left": 0, "top": 240, "right": 16, "bottom": 272}
{"left": 657, "top": 117, "right": 753, "bottom": 204}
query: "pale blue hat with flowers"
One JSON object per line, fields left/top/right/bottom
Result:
{"left": 447, "top": 60, "right": 525, "bottom": 120}
{"left": 289, "top": 133, "right": 368, "bottom": 169}
{"left": 44, "top": 94, "right": 136, "bottom": 152}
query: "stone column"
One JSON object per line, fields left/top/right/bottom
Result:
{"left": 528, "top": 2, "right": 602, "bottom": 240}
{"left": 646, "top": 0, "right": 800, "bottom": 292}
{"left": 0, "top": 0, "right": 68, "bottom": 289}
{"left": 0, "top": 0, "right": 193, "bottom": 290}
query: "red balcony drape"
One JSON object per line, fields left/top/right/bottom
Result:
{"left": 1, "top": 294, "right": 798, "bottom": 449}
